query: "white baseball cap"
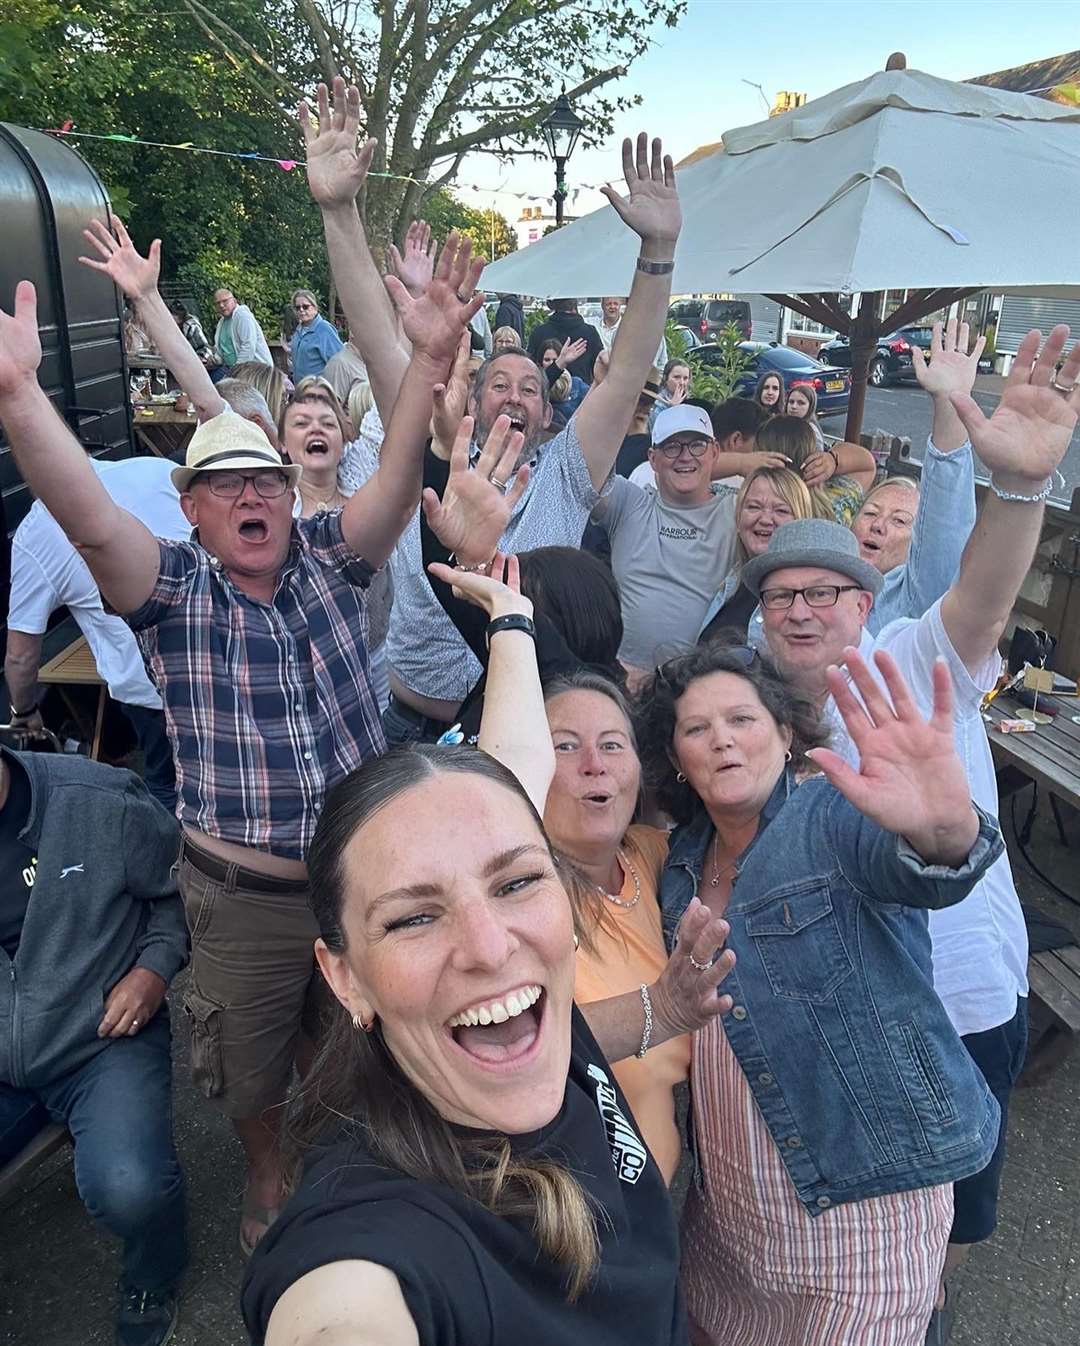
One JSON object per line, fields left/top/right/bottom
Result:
{"left": 651, "top": 404, "right": 713, "bottom": 447}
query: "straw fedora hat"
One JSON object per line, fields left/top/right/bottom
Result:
{"left": 170, "top": 412, "right": 302, "bottom": 493}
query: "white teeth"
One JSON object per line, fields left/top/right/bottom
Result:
{"left": 447, "top": 985, "right": 542, "bottom": 1029}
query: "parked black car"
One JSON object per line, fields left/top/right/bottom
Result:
{"left": 818, "top": 325, "right": 934, "bottom": 388}
{"left": 668, "top": 297, "right": 752, "bottom": 342}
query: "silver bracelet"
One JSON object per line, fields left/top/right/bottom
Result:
{"left": 989, "top": 471, "right": 1064, "bottom": 504}
{"left": 636, "top": 983, "right": 654, "bottom": 1058}
{"left": 636, "top": 256, "right": 675, "bottom": 275}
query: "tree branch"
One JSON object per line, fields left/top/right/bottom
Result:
{"left": 296, "top": 0, "right": 340, "bottom": 87}
{"left": 180, "top": 0, "right": 308, "bottom": 112}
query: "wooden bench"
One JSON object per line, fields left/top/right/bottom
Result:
{"left": 1021, "top": 946, "right": 1080, "bottom": 1086}
{"left": 0, "top": 1122, "right": 71, "bottom": 1203}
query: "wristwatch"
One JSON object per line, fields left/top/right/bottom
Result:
{"left": 486, "top": 614, "right": 536, "bottom": 647}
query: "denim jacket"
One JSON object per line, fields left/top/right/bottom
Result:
{"left": 698, "top": 436, "right": 976, "bottom": 647}
{"left": 660, "top": 771, "right": 1003, "bottom": 1215}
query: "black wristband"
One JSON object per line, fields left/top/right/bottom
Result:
{"left": 486, "top": 614, "right": 536, "bottom": 647}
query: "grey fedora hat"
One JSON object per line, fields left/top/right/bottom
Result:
{"left": 741, "top": 518, "right": 884, "bottom": 598}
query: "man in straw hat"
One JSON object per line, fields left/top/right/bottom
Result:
{"left": 0, "top": 225, "right": 485, "bottom": 1258}
{"left": 738, "top": 325, "right": 1080, "bottom": 1335}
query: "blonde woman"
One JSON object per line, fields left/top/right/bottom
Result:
{"left": 756, "top": 416, "right": 876, "bottom": 526}
{"left": 232, "top": 360, "right": 288, "bottom": 425}
{"left": 783, "top": 383, "right": 825, "bottom": 449}
{"left": 699, "top": 466, "right": 814, "bottom": 642}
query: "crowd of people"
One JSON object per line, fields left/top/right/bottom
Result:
{"left": 1, "top": 73, "right": 1079, "bottom": 1346}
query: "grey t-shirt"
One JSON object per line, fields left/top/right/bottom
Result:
{"left": 597, "top": 477, "right": 738, "bottom": 670}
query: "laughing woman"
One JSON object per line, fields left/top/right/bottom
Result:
{"left": 242, "top": 554, "right": 735, "bottom": 1346}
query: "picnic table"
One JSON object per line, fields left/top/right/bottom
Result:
{"left": 131, "top": 401, "right": 198, "bottom": 460}
{"left": 37, "top": 634, "right": 107, "bottom": 759}
{"left": 984, "top": 692, "right": 1080, "bottom": 817}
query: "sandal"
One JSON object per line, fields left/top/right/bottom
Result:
{"left": 239, "top": 1190, "right": 281, "bottom": 1259}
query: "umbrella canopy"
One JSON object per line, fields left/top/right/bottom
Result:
{"left": 482, "top": 67, "right": 1080, "bottom": 300}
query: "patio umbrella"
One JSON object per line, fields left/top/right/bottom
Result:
{"left": 482, "top": 59, "right": 1080, "bottom": 438}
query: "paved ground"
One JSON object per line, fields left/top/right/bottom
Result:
{"left": 859, "top": 375, "right": 1080, "bottom": 502}
{"left": 2, "top": 796, "right": 1078, "bottom": 1346}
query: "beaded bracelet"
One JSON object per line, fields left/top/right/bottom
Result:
{"left": 636, "top": 983, "right": 654, "bottom": 1058}
{"left": 989, "top": 470, "right": 1065, "bottom": 504}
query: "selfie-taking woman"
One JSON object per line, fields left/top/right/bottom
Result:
{"left": 242, "top": 551, "right": 734, "bottom": 1346}
{"left": 636, "top": 643, "right": 1004, "bottom": 1345}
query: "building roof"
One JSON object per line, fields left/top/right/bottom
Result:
{"left": 968, "top": 49, "right": 1080, "bottom": 100}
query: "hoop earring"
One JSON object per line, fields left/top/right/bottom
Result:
{"left": 676, "top": 771, "right": 686, "bottom": 783}
{"left": 352, "top": 1011, "right": 374, "bottom": 1034}
{"left": 573, "top": 933, "right": 580, "bottom": 951}
{"left": 785, "top": 750, "right": 792, "bottom": 763}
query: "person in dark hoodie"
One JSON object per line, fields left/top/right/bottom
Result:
{"left": 527, "top": 298, "right": 604, "bottom": 383}
{"left": 0, "top": 746, "right": 187, "bottom": 1346}
{"left": 494, "top": 292, "right": 525, "bottom": 340}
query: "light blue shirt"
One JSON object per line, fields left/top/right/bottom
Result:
{"left": 291, "top": 314, "right": 344, "bottom": 381}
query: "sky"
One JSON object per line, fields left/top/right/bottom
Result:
{"left": 453, "top": 0, "right": 1080, "bottom": 224}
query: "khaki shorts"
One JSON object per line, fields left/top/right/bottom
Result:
{"left": 177, "top": 839, "right": 328, "bottom": 1118}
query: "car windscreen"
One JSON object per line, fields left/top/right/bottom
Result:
{"left": 705, "top": 301, "right": 750, "bottom": 321}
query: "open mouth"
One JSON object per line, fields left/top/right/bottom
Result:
{"left": 305, "top": 437, "right": 330, "bottom": 457}
{"left": 504, "top": 411, "right": 527, "bottom": 433}
{"left": 860, "top": 538, "right": 881, "bottom": 554}
{"left": 446, "top": 984, "right": 544, "bottom": 1066}
{"left": 580, "top": 791, "right": 613, "bottom": 807}
{"left": 238, "top": 518, "right": 269, "bottom": 542}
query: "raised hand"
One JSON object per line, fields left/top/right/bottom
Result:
{"left": 421, "top": 413, "right": 529, "bottom": 562}
{"left": 555, "top": 337, "right": 588, "bottom": 370}
{"left": 800, "top": 450, "right": 834, "bottom": 487}
{"left": 808, "top": 648, "right": 979, "bottom": 867}
{"left": 912, "top": 318, "right": 985, "bottom": 399}
{"left": 600, "top": 133, "right": 681, "bottom": 248}
{"left": 431, "top": 332, "right": 472, "bottom": 457}
{"left": 385, "top": 230, "right": 484, "bottom": 366}
{"left": 78, "top": 217, "right": 160, "bottom": 302}
{"left": 387, "top": 220, "right": 436, "bottom": 299}
{"left": 300, "top": 77, "right": 376, "bottom": 209}
{"left": 649, "top": 898, "right": 736, "bottom": 1037}
{"left": 427, "top": 551, "right": 533, "bottom": 621}
{"left": 950, "top": 325, "right": 1080, "bottom": 488}
{"left": 0, "top": 281, "right": 43, "bottom": 397}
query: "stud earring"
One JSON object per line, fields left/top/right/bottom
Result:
{"left": 676, "top": 771, "right": 686, "bottom": 783}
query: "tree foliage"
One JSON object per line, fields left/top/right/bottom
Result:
{"left": 424, "top": 190, "right": 516, "bottom": 261}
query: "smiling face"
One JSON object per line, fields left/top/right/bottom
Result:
{"left": 738, "top": 474, "right": 796, "bottom": 558}
{"left": 543, "top": 689, "right": 640, "bottom": 865}
{"left": 786, "top": 387, "right": 811, "bottom": 419}
{"left": 213, "top": 289, "right": 237, "bottom": 318}
{"left": 649, "top": 432, "right": 718, "bottom": 506}
{"left": 180, "top": 471, "right": 295, "bottom": 596}
{"left": 601, "top": 296, "right": 623, "bottom": 324}
{"left": 853, "top": 482, "right": 917, "bottom": 573}
{"left": 665, "top": 363, "right": 690, "bottom": 397}
{"left": 281, "top": 397, "right": 345, "bottom": 478}
{"left": 759, "top": 374, "right": 783, "bottom": 408}
{"left": 671, "top": 672, "right": 792, "bottom": 822}
{"left": 318, "top": 773, "right": 575, "bottom": 1134}
{"left": 470, "top": 352, "right": 552, "bottom": 453}
{"left": 760, "top": 564, "right": 872, "bottom": 697}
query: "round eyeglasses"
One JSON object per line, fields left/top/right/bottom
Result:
{"left": 656, "top": 437, "right": 711, "bottom": 460}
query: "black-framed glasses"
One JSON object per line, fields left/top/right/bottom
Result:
{"left": 656, "top": 437, "right": 711, "bottom": 460}
{"left": 656, "top": 643, "right": 756, "bottom": 688}
{"left": 199, "top": 469, "right": 290, "bottom": 499}
{"left": 759, "top": 584, "right": 862, "bottom": 611}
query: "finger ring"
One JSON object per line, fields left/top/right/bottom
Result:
{"left": 688, "top": 952, "right": 713, "bottom": 973}
{"left": 1050, "top": 373, "right": 1076, "bottom": 397}
{"left": 489, "top": 475, "right": 508, "bottom": 491}
{"left": 456, "top": 291, "right": 471, "bottom": 303}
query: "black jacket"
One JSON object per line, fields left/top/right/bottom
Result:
{"left": 494, "top": 296, "right": 524, "bottom": 339}
{"left": 527, "top": 311, "right": 604, "bottom": 383}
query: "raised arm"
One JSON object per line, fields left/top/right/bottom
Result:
{"left": 802, "top": 440, "right": 877, "bottom": 491}
{"left": 79, "top": 218, "right": 226, "bottom": 423}
{"left": 573, "top": 135, "right": 682, "bottom": 490}
{"left": 942, "top": 325, "right": 1079, "bottom": 672}
{"left": 340, "top": 232, "right": 484, "bottom": 569}
{"left": 301, "top": 78, "right": 409, "bottom": 422}
{"left": 0, "top": 283, "right": 160, "bottom": 613}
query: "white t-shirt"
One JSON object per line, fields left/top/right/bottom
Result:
{"left": 815, "top": 600, "right": 1027, "bottom": 1037}
{"left": 8, "top": 458, "right": 188, "bottom": 709}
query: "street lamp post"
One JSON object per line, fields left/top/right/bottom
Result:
{"left": 540, "top": 91, "right": 584, "bottom": 229}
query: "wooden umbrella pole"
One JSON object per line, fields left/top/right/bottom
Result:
{"left": 844, "top": 290, "right": 881, "bottom": 442}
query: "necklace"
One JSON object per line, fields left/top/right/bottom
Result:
{"left": 709, "top": 833, "right": 738, "bottom": 888}
{"left": 600, "top": 848, "right": 642, "bottom": 910}
{"left": 301, "top": 482, "right": 344, "bottom": 514}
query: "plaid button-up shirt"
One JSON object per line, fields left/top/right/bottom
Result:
{"left": 128, "top": 510, "right": 385, "bottom": 860}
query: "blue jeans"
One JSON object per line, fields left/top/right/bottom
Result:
{"left": 120, "top": 704, "right": 177, "bottom": 814}
{"left": 0, "top": 1014, "right": 187, "bottom": 1292}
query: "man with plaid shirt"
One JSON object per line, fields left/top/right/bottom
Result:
{"left": 0, "top": 219, "right": 485, "bottom": 1257}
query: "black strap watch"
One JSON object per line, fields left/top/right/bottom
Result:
{"left": 486, "top": 614, "right": 536, "bottom": 647}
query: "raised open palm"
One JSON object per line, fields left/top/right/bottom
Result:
{"left": 809, "top": 647, "right": 978, "bottom": 864}
{"left": 387, "top": 220, "right": 436, "bottom": 298}
{"left": 385, "top": 230, "right": 484, "bottom": 366}
{"left": 300, "top": 77, "right": 375, "bottom": 208}
{"left": 600, "top": 133, "right": 681, "bottom": 246}
{"left": 421, "top": 414, "right": 529, "bottom": 562}
{"left": 78, "top": 217, "right": 160, "bottom": 301}
{"left": 912, "top": 318, "right": 984, "bottom": 398}
{"left": 950, "top": 324, "right": 1080, "bottom": 484}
